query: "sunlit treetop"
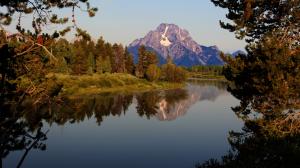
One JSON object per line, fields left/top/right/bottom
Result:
{"left": 0, "top": 0, "right": 98, "bottom": 37}
{"left": 211, "top": 0, "right": 300, "bottom": 45}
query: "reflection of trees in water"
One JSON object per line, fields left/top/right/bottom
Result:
{"left": 194, "top": 71, "right": 300, "bottom": 167}
{"left": 195, "top": 79, "right": 300, "bottom": 168}
{"left": 136, "top": 89, "right": 189, "bottom": 120}
{"left": 193, "top": 76, "right": 297, "bottom": 168}
{"left": 196, "top": 120, "right": 300, "bottom": 168}
{"left": 136, "top": 91, "right": 162, "bottom": 119}
{"left": 1, "top": 90, "right": 188, "bottom": 167}
{"left": 2, "top": 80, "right": 228, "bottom": 128}
{"left": 193, "top": 70, "right": 300, "bottom": 167}
{"left": 93, "top": 94, "right": 133, "bottom": 125}
{"left": 1, "top": 80, "right": 228, "bottom": 167}
{"left": 0, "top": 93, "right": 134, "bottom": 167}
{"left": 45, "top": 94, "right": 134, "bottom": 126}
{"left": 0, "top": 101, "right": 47, "bottom": 168}
{"left": 196, "top": 84, "right": 300, "bottom": 168}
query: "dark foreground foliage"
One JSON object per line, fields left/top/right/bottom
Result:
{"left": 197, "top": 0, "right": 300, "bottom": 167}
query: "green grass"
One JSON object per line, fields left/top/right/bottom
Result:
{"left": 45, "top": 73, "right": 185, "bottom": 96}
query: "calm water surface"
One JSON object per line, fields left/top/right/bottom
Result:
{"left": 3, "top": 80, "right": 243, "bottom": 168}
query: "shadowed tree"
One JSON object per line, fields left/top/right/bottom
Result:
{"left": 0, "top": 0, "right": 98, "bottom": 102}
{"left": 136, "top": 45, "right": 159, "bottom": 78}
{"left": 197, "top": 1, "right": 300, "bottom": 167}
{"left": 51, "top": 38, "right": 73, "bottom": 73}
{"left": 211, "top": 0, "right": 300, "bottom": 122}
{"left": 112, "top": 44, "right": 126, "bottom": 73}
{"left": 70, "top": 39, "right": 89, "bottom": 75}
{"left": 211, "top": 0, "right": 299, "bottom": 44}
{"left": 94, "top": 37, "right": 113, "bottom": 74}
{"left": 124, "top": 47, "right": 135, "bottom": 74}
{"left": 0, "top": 0, "right": 98, "bottom": 35}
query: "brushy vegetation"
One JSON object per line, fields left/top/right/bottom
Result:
{"left": 18, "top": 73, "right": 185, "bottom": 96}
{"left": 0, "top": 29, "right": 187, "bottom": 100}
{"left": 188, "top": 72, "right": 225, "bottom": 80}
{"left": 146, "top": 64, "right": 161, "bottom": 82}
{"left": 187, "top": 66, "right": 225, "bottom": 80}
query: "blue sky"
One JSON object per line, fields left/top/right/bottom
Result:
{"left": 6, "top": 0, "right": 246, "bottom": 52}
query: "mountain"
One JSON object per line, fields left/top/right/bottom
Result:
{"left": 128, "top": 23, "right": 224, "bottom": 67}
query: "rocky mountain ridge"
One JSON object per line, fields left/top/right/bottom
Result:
{"left": 128, "top": 23, "right": 224, "bottom": 67}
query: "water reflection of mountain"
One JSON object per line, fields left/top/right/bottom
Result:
{"left": 20, "top": 80, "right": 228, "bottom": 125}
{"left": 0, "top": 80, "right": 228, "bottom": 167}
{"left": 1, "top": 81, "right": 228, "bottom": 127}
{"left": 155, "top": 80, "right": 228, "bottom": 121}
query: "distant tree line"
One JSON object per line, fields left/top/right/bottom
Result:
{"left": 50, "top": 37, "right": 187, "bottom": 82}
{"left": 0, "top": 31, "right": 187, "bottom": 89}
{"left": 188, "top": 65, "right": 223, "bottom": 76}
{"left": 50, "top": 37, "right": 134, "bottom": 75}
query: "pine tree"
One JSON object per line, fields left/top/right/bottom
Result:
{"left": 70, "top": 40, "right": 89, "bottom": 75}
{"left": 111, "top": 43, "right": 119, "bottom": 73}
{"left": 124, "top": 47, "right": 135, "bottom": 74}
{"left": 136, "top": 45, "right": 158, "bottom": 78}
{"left": 147, "top": 51, "right": 159, "bottom": 65}
{"left": 112, "top": 44, "right": 125, "bottom": 73}
{"left": 211, "top": 0, "right": 300, "bottom": 119}
{"left": 99, "top": 42, "right": 113, "bottom": 73}
{"left": 94, "top": 37, "right": 105, "bottom": 73}
{"left": 52, "top": 38, "right": 73, "bottom": 73}
{"left": 211, "top": 0, "right": 300, "bottom": 44}
{"left": 146, "top": 64, "right": 161, "bottom": 82}
{"left": 136, "top": 45, "right": 147, "bottom": 77}
{"left": 96, "top": 55, "right": 112, "bottom": 74}
{"left": 161, "top": 63, "right": 176, "bottom": 82}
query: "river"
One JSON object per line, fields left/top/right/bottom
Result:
{"left": 3, "top": 80, "right": 244, "bottom": 168}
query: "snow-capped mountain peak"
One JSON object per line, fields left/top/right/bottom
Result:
{"left": 128, "top": 23, "right": 224, "bottom": 66}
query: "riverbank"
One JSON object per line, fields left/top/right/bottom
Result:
{"left": 188, "top": 72, "right": 225, "bottom": 80}
{"left": 46, "top": 73, "right": 185, "bottom": 96}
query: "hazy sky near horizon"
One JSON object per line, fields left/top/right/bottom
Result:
{"left": 5, "top": 0, "right": 246, "bottom": 52}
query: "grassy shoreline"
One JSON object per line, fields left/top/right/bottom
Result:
{"left": 46, "top": 73, "right": 185, "bottom": 97}
{"left": 187, "top": 72, "right": 225, "bottom": 80}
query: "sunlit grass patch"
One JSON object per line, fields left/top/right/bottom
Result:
{"left": 41, "top": 73, "right": 185, "bottom": 96}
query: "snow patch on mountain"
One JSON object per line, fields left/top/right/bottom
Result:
{"left": 160, "top": 26, "right": 172, "bottom": 47}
